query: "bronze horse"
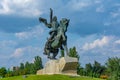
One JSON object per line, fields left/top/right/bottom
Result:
{"left": 44, "top": 18, "right": 69, "bottom": 59}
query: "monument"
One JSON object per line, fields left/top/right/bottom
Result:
{"left": 37, "top": 8, "right": 78, "bottom": 75}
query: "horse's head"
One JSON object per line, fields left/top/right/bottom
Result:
{"left": 60, "top": 18, "right": 70, "bottom": 32}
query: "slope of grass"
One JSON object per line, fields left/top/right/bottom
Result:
{"left": 0, "top": 75, "right": 106, "bottom": 80}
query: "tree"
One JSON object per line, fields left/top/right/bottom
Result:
{"left": 68, "top": 46, "right": 80, "bottom": 75}
{"left": 29, "top": 63, "right": 36, "bottom": 74}
{"left": 18, "top": 63, "right": 26, "bottom": 75}
{"left": 24, "top": 61, "right": 35, "bottom": 74}
{"left": 106, "top": 57, "right": 120, "bottom": 80}
{"left": 23, "top": 56, "right": 43, "bottom": 74}
{"left": 34, "top": 56, "right": 43, "bottom": 71}
{"left": 0, "top": 67, "right": 7, "bottom": 77}
{"left": 85, "top": 63, "right": 93, "bottom": 76}
{"left": 83, "top": 61, "right": 106, "bottom": 78}
{"left": 77, "top": 67, "right": 85, "bottom": 76}
{"left": 20, "top": 63, "right": 24, "bottom": 70}
{"left": 5, "top": 69, "right": 13, "bottom": 77}
{"left": 92, "top": 61, "right": 106, "bottom": 78}
{"left": 92, "top": 61, "right": 101, "bottom": 77}
{"left": 69, "top": 46, "right": 79, "bottom": 60}
{"left": 24, "top": 61, "right": 31, "bottom": 74}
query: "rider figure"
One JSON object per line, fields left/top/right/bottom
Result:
{"left": 39, "top": 8, "right": 59, "bottom": 49}
{"left": 48, "top": 16, "right": 59, "bottom": 42}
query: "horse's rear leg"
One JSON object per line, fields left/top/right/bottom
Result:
{"left": 52, "top": 49, "right": 58, "bottom": 59}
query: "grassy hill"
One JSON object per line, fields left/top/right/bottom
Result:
{"left": 0, "top": 75, "right": 106, "bottom": 80}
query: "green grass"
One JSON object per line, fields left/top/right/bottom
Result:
{"left": 0, "top": 75, "right": 106, "bottom": 80}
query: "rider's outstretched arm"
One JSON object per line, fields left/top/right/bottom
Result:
{"left": 39, "top": 17, "right": 52, "bottom": 28}
{"left": 50, "top": 8, "right": 53, "bottom": 23}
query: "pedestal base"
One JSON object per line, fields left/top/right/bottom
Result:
{"left": 37, "top": 56, "right": 78, "bottom": 76}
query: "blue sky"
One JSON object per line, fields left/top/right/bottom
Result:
{"left": 0, "top": 0, "right": 120, "bottom": 68}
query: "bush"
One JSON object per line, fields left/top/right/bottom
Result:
{"left": 0, "top": 67, "right": 7, "bottom": 77}
{"left": 100, "top": 75, "right": 108, "bottom": 79}
{"left": 5, "top": 73, "right": 13, "bottom": 77}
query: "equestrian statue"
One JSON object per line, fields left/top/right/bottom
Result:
{"left": 39, "top": 8, "right": 69, "bottom": 59}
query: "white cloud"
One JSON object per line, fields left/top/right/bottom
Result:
{"left": 0, "top": 0, "right": 13, "bottom": 14}
{"left": 15, "top": 25, "right": 44, "bottom": 40}
{"left": 94, "top": 0, "right": 102, "bottom": 4}
{"left": 7, "top": 46, "right": 43, "bottom": 68}
{"left": 111, "top": 12, "right": 120, "bottom": 18}
{"left": 0, "top": 40, "right": 17, "bottom": 56}
{"left": 115, "top": 40, "right": 120, "bottom": 44}
{"left": 0, "top": 0, "right": 112, "bottom": 18}
{"left": 96, "top": 5, "right": 105, "bottom": 13}
{"left": 0, "top": 0, "right": 42, "bottom": 17}
{"left": 69, "top": 0, "right": 104, "bottom": 12}
{"left": 0, "top": 40, "right": 17, "bottom": 48}
{"left": 11, "top": 46, "right": 42, "bottom": 58}
{"left": 12, "top": 48, "right": 23, "bottom": 57}
{"left": 73, "top": 35, "right": 120, "bottom": 66}
{"left": 104, "top": 22, "right": 111, "bottom": 26}
{"left": 82, "top": 36, "right": 110, "bottom": 50}
{"left": 69, "top": 0, "right": 92, "bottom": 11}
{"left": 15, "top": 32, "right": 28, "bottom": 39}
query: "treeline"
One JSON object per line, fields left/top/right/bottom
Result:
{"left": 79, "top": 57, "right": 120, "bottom": 80}
{"left": 0, "top": 56, "right": 43, "bottom": 78}
{"left": 78, "top": 61, "right": 107, "bottom": 78}
{"left": 0, "top": 47, "right": 120, "bottom": 80}
{"left": 68, "top": 47, "right": 120, "bottom": 80}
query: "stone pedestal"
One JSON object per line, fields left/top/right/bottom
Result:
{"left": 37, "top": 56, "right": 78, "bottom": 75}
